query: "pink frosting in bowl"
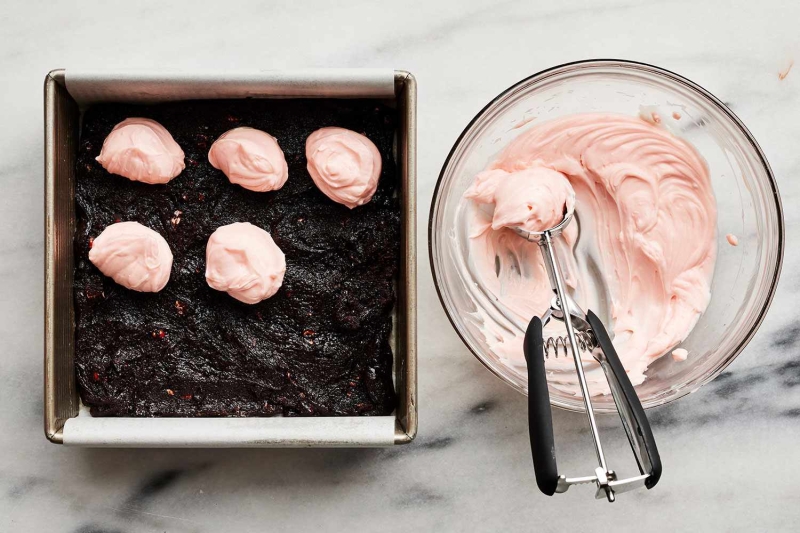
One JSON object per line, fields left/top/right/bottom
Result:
{"left": 88, "top": 221, "right": 173, "bottom": 292}
{"left": 208, "top": 127, "right": 288, "bottom": 192}
{"left": 205, "top": 222, "right": 286, "bottom": 304}
{"left": 462, "top": 113, "right": 717, "bottom": 394}
{"left": 96, "top": 118, "right": 185, "bottom": 184}
{"left": 305, "top": 127, "right": 381, "bottom": 208}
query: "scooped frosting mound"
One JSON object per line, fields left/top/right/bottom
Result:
{"left": 96, "top": 118, "right": 185, "bottom": 184}
{"left": 305, "top": 127, "right": 381, "bottom": 208}
{"left": 89, "top": 221, "right": 173, "bottom": 292}
{"left": 208, "top": 127, "right": 288, "bottom": 192}
{"left": 462, "top": 113, "right": 717, "bottom": 394}
{"left": 205, "top": 222, "right": 286, "bottom": 304}
{"left": 464, "top": 166, "right": 575, "bottom": 233}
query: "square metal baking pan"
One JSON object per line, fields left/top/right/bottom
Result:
{"left": 45, "top": 69, "right": 416, "bottom": 447}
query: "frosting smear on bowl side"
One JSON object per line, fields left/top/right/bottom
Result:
{"left": 462, "top": 113, "right": 717, "bottom": 394}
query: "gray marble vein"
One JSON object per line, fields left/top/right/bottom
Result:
{"left": 1, "top": 0, "right": 799, "bottom": 531}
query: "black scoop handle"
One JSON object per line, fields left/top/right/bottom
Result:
{"left": 586, "top": 310, "right": 662, "bottom": 489}
{"left": 524, "top": 316, "right": 560, "bottom": 496}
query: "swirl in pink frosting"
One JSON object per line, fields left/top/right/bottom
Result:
{"left": 205, "top": 222, "right": 286, "bottom": 304}
{"left": 305, "top": 127, "right": 381, "bottom": 208}
{"left": 465, "top": 167, "right": 575, "bottom": 233}
{"left": 96, "top": 118, "right": 185, "bottom": 184}
{"left": 89, "top": 221, "right": 173, "bottom": 292}
{"left": 462, "top": 113, "right": 716, "bottom": 393}
{"left": 208, "top": 127, "right": 288, "bottom": 192}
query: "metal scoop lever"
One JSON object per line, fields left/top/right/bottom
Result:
{"left": 515, "top": 206, "right": 661, "bottom": 502}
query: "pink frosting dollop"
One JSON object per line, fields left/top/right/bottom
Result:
{"left": 205, "top": 222, "right": 286, "bottom": 304}
{"left": 208, "top": 127, "right": 288, "bottom": 192}
{"left": 96, "top": 118, "right": 185, "bottom": 184}
{"left": 305, "top": 127, "right": 381, "bottom": 208}
{"left": 89, "top": 221, "right": 173, "bottom": 292}
{"left": 464, "top": 166, "right": 576, "bottom": 233}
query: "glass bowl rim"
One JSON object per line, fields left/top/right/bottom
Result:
{"left": 428, "top": 58, "right": 785, "bottom": 412}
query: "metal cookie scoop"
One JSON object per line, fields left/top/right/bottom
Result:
{"left": 513, "top": 202, "right": 662, "bottom": 502}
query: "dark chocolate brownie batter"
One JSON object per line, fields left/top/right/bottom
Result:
{"left": 74, "top": 99, "right": 399, "bottom": 417}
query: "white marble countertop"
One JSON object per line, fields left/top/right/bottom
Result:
{"left": 2, "top": 0, "right": 799, "bottom": 531}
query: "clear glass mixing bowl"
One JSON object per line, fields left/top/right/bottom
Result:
{"left": 429, "top": 60, "right": 784, "bottom": 413}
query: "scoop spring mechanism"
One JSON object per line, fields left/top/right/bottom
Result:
{"left": 543, "top": 331, "right": 595, "bottom": 358}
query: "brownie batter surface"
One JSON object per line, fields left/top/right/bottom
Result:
{"left": 74, "top": 99, "right": 399, "bottom": 417}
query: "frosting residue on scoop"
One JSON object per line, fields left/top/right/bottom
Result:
{"left": 464, "top": 166, "right": 575, "bottom": 233}
{"left": 205, "top": 222, "right": 286, "bottom": 304}
{"left": 461, "top": 113, "right": 717, "bottom": 394}
{"left": 89, "top": 221, "right": 173, "bottom": 292}
{"left": 208, "top": 127, "right": 288, "bottom": 192}
{"left": 96, "top": 118, "right": 185, "bottom": 184}
{"left": 305, "top": 127, "right": 381, "bottom": 208}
